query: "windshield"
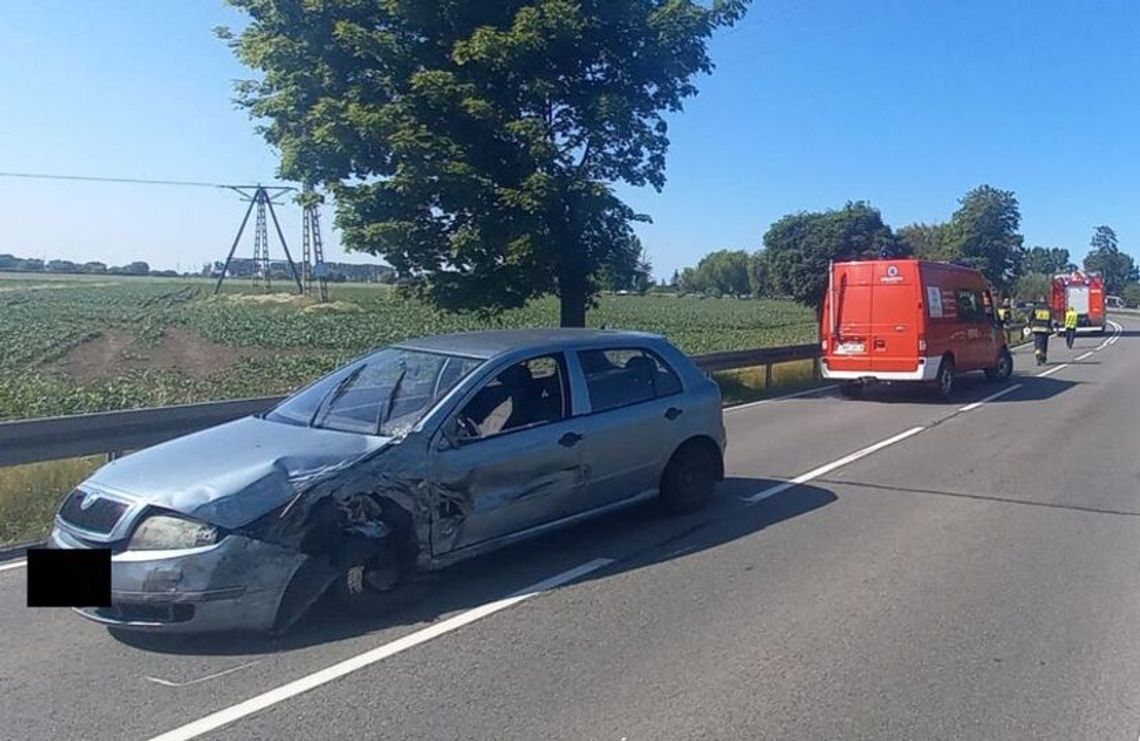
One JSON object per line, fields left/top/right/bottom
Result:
{"left": 266, "top": 348, "right": 483, "bottom": 436}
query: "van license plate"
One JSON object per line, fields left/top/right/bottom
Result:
{"left": 836, "top": 341, "right": 865, "bottom": 354}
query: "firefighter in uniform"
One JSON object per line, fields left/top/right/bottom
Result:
{"left": 996, "top": 297, "right": 1013, "bottom": 326}
{"left": 1064, "top": 304, "right": 1079, "bottom": 349}
{"left": 1027, "top": 298, "right": 1054, "bottom": 365}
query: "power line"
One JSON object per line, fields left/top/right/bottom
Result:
{"left": 0, "top": 171, "right": 293, "bottom": 191}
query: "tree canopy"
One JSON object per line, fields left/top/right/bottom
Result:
{"left": 222, "top": 0, "right": 748, "bottom": 326}
{"left": 763, "top": 201, "right": 907, "bottom": 317}
{"left": 944, "top": 185, "right": 1024, "bottom": 293}
{"left": 1083, "top": 225, "right": 1137, "bottom": 294}
{"left": 1023, "top": 246, "right": 1074, "bottom": 276}
{"left": 676, "top": 249, "right": 751, "bottom": 296}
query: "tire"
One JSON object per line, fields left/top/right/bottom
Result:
{"left": 984, "top": 348, "right": 1013, "bottom": 381}
{"left": 330, "top": 540, "right": 425, "bottom": 618}
{"left": 838, "top": 381, "right": 864, "bottom": 399}
{"left": 660, "top": 442, "right": 718, "bottom": 515}
{"left": 931, "top": 356, "right": 955, "bottom": 400}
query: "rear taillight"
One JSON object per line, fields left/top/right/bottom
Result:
{"left": 918, "top": 335, "right": 927, "bottom": 353}
{"left": 821, "top": 339, "right": 827, "bottom": 351}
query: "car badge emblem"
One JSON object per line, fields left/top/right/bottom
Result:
{"left": 79, "top": 493, "right": 99, "bottom": 510}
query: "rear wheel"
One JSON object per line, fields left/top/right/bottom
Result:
{"left": 984, "top": 348, "right": 1013, "bottom": 381}
{"left": 931, "top": 356, "right": 955, "bottom": 400}
{"left": 838, "top": 381, "right": 864, "bottom": 399}
{"left": 660, "top": 442, "right": 718, "bottom": 515}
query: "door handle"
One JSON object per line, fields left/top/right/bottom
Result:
{"left": 559, "top": 432, "right": 583, "bottom": 447}
{"left": 665, "top": 407, "right": 683, "bottom": 420}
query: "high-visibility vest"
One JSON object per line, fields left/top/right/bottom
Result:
{"left": 1065, "top": 308, "right": 1079, "bottom": 329}
{"left": 1030, "top": 307, "right": 1053, "bottom": 333}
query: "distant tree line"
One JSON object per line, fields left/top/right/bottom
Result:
{"left": 0, "top": 254, "right": 155, "bottom": 276}
{"left": 673, "top": 184, "right": 1140, "bottom": 314}
{"left": 204, "top": 258, "right": 397, "bottom": 284}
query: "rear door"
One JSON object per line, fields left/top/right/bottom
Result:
{"left": 869, "top": 262, "right": 920, "bottom": 372}
{"left": 575, "top": 347, "right": 685, "bottom": 509}
{"left": 828, "top": 262, "right": 875, "bottom": 371}
{"left": 1067, "top": 285, "right": 1090, "bottom": 316}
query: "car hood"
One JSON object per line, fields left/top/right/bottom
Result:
{"left": 83, "top": 416, "right": 393, "bottom": 529}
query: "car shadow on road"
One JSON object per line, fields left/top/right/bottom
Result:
{"left": 839, "top": 375, "right": 1079, "bottom": 405}
{"left": 111, "top": 476, "right": 836, "bottom": 656}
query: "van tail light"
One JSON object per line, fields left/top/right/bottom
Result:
{"left": 918, "top": 335, "right": 927, "bottom": 353}
{"left": 821, "top": 339, "right": 827, "bottom": 351}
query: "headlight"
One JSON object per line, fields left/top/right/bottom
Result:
{"left": 130, "top": 515, "right": 221, "bottom": 551}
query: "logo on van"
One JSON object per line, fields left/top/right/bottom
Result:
{"left": 881, "top": 265, "right": 904, "bottom": 284}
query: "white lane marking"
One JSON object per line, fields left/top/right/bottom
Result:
{"left": 958, "top": 383, "right": 1023, "bottom": 412}
{"left": 146, "top": 557, "right": 614, "bottom": 741}
{"left": 743, "top": 426, "right": 925, "bottom": 504}
{"left": 1075, "top": 351, "right": 1093, "bottom": 361}
{"left": 725, "top": 384, "right": 837, "bottom": 411}
{"left": 0, "top": 560, "right": 26, "bottom": 572}
{"left": 145, "top": 661, "right": 261, "bottom": 688}
{"left": 1036, "top": 363, "right": 1069, "bottom": 378}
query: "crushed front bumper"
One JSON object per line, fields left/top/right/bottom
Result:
{"left": 49, "top": 526, "right": 309, "bottom": 633}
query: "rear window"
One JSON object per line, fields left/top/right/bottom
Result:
{"left": 578, "top": 348, "right": 683, "bottom": 413}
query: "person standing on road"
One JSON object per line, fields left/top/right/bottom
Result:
{"left": 1028, "top": 297, "right": 1054, "bottom": 365}
{"left": 997, "top": 297, "right": 1013, "bottom": 326}
{"left": 1064, "top": 305, "right": 1079, "bottom": 349}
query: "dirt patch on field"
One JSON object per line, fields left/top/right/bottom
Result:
{"left": 53, "top": 326, "right": 278, "bottom": 383}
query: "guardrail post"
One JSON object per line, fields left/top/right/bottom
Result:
{"left": 764, "top": 362, "right": 774, "bottom": 389}
{"left": 106, "top": 451, "right": 121, "bottom": 463}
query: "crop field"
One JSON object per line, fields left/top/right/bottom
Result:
{"left": 0, "top": 272, "right": 817, "bottom": 421}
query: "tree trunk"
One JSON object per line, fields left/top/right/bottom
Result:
{"left": 559, "top": 259, "right": 588, "bottom": 327}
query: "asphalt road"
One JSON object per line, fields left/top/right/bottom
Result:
{"left": 1, "top": 320, "right": 1136, "bottom": 740}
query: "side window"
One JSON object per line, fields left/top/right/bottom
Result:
{"left": 454, "top": 354, "right": 567, "bottom": 440}
{"left": 956, "top": 289, "right": 983, "bottom": 322}
{"left": 578, "top": 347, "right": 683, "bottom": 413}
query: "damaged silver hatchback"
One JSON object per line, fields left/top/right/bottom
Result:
{"left": 49, "top": 329, "right": 726, "bottom": 633}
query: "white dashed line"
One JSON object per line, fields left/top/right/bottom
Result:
{"left": 1036, "top": 363, "right": 1069, "bottom": 378}
{"left": 743, "top": 426, "right": 926, "bottom": 504}
{"left": 0, "top": 560, "right": 26, "bottom": 573}
{"left": 1075, "top": 351, "right": 1093, "bottom": 361}
{"left": 146, "top": 557, "right": 614, "bottom": 741}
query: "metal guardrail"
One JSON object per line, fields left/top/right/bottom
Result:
{"left": 0, "top": 344, "right": 822, "bottom": 468}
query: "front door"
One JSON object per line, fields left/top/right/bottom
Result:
{"left": 429, "top": 353, "right": 587, "bottom": 554}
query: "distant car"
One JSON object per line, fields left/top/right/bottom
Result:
{"left": 49, "top": 329, "right": 726, "bottom": 633}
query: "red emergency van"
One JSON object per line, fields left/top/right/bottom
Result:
{"left": 820, "top": 259, "right": 1013, "bottom": 399}
{"left": 1051, "top": 270, "right": 1106, "bottom": 335}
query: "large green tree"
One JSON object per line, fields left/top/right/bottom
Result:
{"left": 598, "top": 236, "right": 652, "bottom": 293}
{"left": 674, "top": 248, "right": 751, "bottom": 297}
{"left": 764, "top": 201, "right": 907, "bottom": 319}
{"left": 1083, "top": 225, "right": 1137, "bottom": 294}
{"left": 222, "top": 0, "right": 747, "bottom": 326}
{"left": 1023, "top": 246, "right": 1074, "bottom": 276}
{"left": 944, "top": 184, "right": 1024, "bottom": 292}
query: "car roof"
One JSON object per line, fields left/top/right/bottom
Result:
{"left": 395, "top": 328, "right": 665, "bottom": 360}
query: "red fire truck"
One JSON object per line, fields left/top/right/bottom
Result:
{"left": 1051, "top": 270, "right": 1106, "bottom": 335}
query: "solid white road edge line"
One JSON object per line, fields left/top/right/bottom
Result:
{"left": 0, "top": 560, "right": 26, "bottom": 573}
{"left": 146, "top": 557, "right": 614, "bottom": 741}
{"left": 958, "top": 383, "right": 1024, "bottom": 412}
{"left": 1037, "top": 363, "right": 1069, "bottom": 378}
{"left": 725, "top": 384, "right": 837, "bottom": 412}
{"left": 742, "top": 426, "right": 925, "bottom": 504}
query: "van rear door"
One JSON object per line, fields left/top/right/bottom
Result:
{"left": 1067, "top": 284, "right": 1090, "bottom": 315}
{"left": 828, "top": 262, "right": 874, "bottom": 371}
{"left": 869, "top": 262, "right": 920, "bottom": 372}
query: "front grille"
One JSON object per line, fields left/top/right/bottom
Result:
{"left": 58, "top": 489, "right": 128, "bottom": 535}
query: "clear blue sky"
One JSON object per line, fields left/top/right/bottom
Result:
{"left": 2, "top": 1, "right": 1138, "bottom": 278}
